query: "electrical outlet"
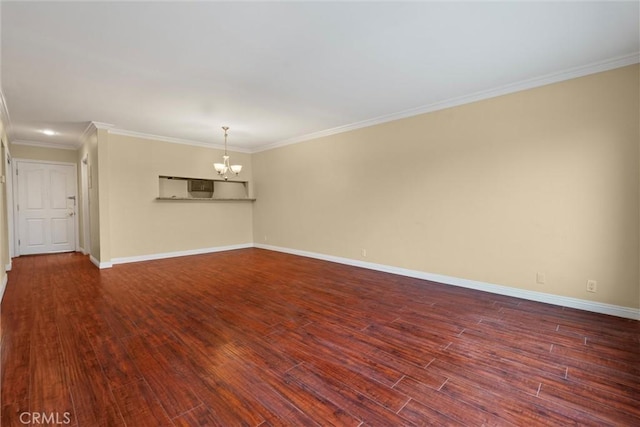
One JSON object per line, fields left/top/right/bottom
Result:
{"left": 536, "top": 272, "right": 546, "bottom": 284}
{"left": 586, "top": 280, "right": 597, "bottom": 293}
{"left": 361, "top": 249, "right": 367, "bottom": 257}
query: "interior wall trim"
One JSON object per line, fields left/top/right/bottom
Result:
{"left": 0, "top": 88, "right": 13, "bottom": 141}
{"left": 107, "top": 128, "right": 252, "bottom": 153}
{"left": 0, "top": 273, "right": 8, "bottom": 303}
{"left": 254, "top": 53, "right": 640, "bottom": 153}
{"left": 255, "top": 243, "right": 640, "bottom": 321}
{"left": 5, "top": 262, "right": 11, "bottom": 271}
{"left": 11, "top": 139, "right": 79, "bottom": 150}
{"left": 86, "top": 241, "right": 639, "bottom": 320}
{"left": 90, "top": 255, "right": 112, "bottom": 269}
{"left": 110, "top": 243, "right": 254, "bottom": 266}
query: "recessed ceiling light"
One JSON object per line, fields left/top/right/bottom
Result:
{"left": 42, "top": 129, "right": 56, "bottom": 136}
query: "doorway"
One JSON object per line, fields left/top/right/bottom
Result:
{"left": 15, "top": 160, "right": 78, "bottom": 255}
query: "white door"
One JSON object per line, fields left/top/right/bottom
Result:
{"left": 17, "top": 161, "right": 77, "bottom": 255}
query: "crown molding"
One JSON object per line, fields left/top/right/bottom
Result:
{"left": 77, "top": 121, "right": 250, "bottom": 153}
{"left": 12, "top": 139, "right": 78, "bottom": 151}
{"left": 0, "top": 88, "right": 13, "bottom": 145}
{"left": 107, "top": 127, "right": 252, "bottom": 153}
{"left": 78, "top": 122, "right": 97, "bottom": 146}
{"left": 92, "top": 121, "right": 115, "bottom": 130}
{"left": 252, "top": 53, "right": 640, "bottom": 153}
{"left": 77, "top": 121, "right": 114, "bottom": 147}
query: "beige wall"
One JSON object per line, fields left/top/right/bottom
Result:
{"left": 0, "top": 120, "right": 9, "bottom": 295}
{"left": 253, "top": 65, "right": 640, "bottom": 309}
{"left": 1, "top": 140, "right": 8, "bottom": 270}
{"left": 9, "top": 143, "right": 78, "bottom": 164}
{"left": 96, "top": 129, "right": 111, "bottom": 262}
{"left": 77, "top": 127, "right": 99, "bottom": 258}
{"left": 106, "top": 134, "right": 253, "bottom": 259}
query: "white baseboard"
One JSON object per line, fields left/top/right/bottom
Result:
{"left": 255, "top": 244, "right": 640, "bottom": 320}
{"left": 90, "top": 255, "right": 112, "bottom": 269}
{"left": 110, "top": 243, "right": 254, "bottom": 265}
{"left": 0, "top": 273, "right": 7, "bottom": 303}
{"left": 5, "top": 261, "right": 11, "bottom": 272}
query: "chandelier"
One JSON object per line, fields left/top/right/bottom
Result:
{"left": 213, "top": 126, "right": 242, "bottom": 180}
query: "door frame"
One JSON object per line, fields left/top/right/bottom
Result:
{"left": 4, "top": 149, "right": 14, "bottom": 263}
{"left": 12, "top": 159, "right": 79, "bottom": 256}
{"left": 2, "top": 143, "right": 15, "bottom": 269}
{"left": 80, "top": 154, "right": 90, "bottom": 255}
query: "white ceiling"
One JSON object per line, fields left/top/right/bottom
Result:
{"left": 1, "top": 1, "right": 638, "bottom": 152}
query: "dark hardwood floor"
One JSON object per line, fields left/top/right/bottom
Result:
{"left": 1, "top": 248, "right": 639, "bottom": 426}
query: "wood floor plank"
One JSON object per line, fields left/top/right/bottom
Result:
{"left": 121, "top": 334, "right": 202, "bottom": 419}
{"left": 470, "top": 316, "right": 584, "bottom": 351}
{"left": 302, "top": 322, "right": 407, "bottom": 387}
{"left": 307, "top": 357, "right": 409, "bottom": 413}
{"left": 261, "top": 369, "right": 362, "bottom": 426}
{"left": 232, "top": 335, "right": 301, "bottom": 374}
{"left": 356, "top": 327, "right": 440, "bottom": 367}
{"left": 427, "top": 356, "right": 540, "bottom": 398}
{"left": 28, "top": 285, "right": 74, "bottom": 419}
{"left": 395, "top": 376, "right": 509, "bottom": 426}
{"left": 367, "top": 349, "right": 440, "bottom": 385}
{"left": 1, "top": 264, "right": 33, "bottom": 408}
{"left": 88, "top": 334, "right": 141, "bottom": 389}
{"left": 154, "top": 340, "right": 269, "bottom": 426}
{"left": 538, "top": 379, "right": 640, "bottom": 426}
{"left": 1, "top": 400, "right": 30, "bottom": 427}
{"left": 1, "top": 249, "right": 638, "bottom": 425}
{"left": 172, "top": 405, "right": 228, "bottom": 427}
{"left": 396, "top": 399, "right": 458, "bottom": 427}
{"left": 442, "top": 339, "right": 563, "bottom": 389}
{"left": 195, "top": 374, "right": 269, "bottom": 426}
{"left": 273, "top": 324, "right": 408, "bottom": 393}
{"left": 286, "top": 362, "right": 415, "bottom": 426}
{"left": 564, "top": 364, "right": 640, "bottom": 397}
{"left": 211, "top": 362, "right": 321, "bottom": 427}
{"left": 440, "top": 377, "right": 613, "bottom": 427}
{"left": 453, "top": 328, "right": 569, "bottom": 378}
{"left": 111, "top": 379, "right": 174, "bottom": 427}
{"left": 56, "top": 314, "right": 124, "bottom": 427}
{"left": 1, "top": 312, "right": 32, "bottom": 407}
{"left": 551, "top": 342, "right": 640, "bottom": 378}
